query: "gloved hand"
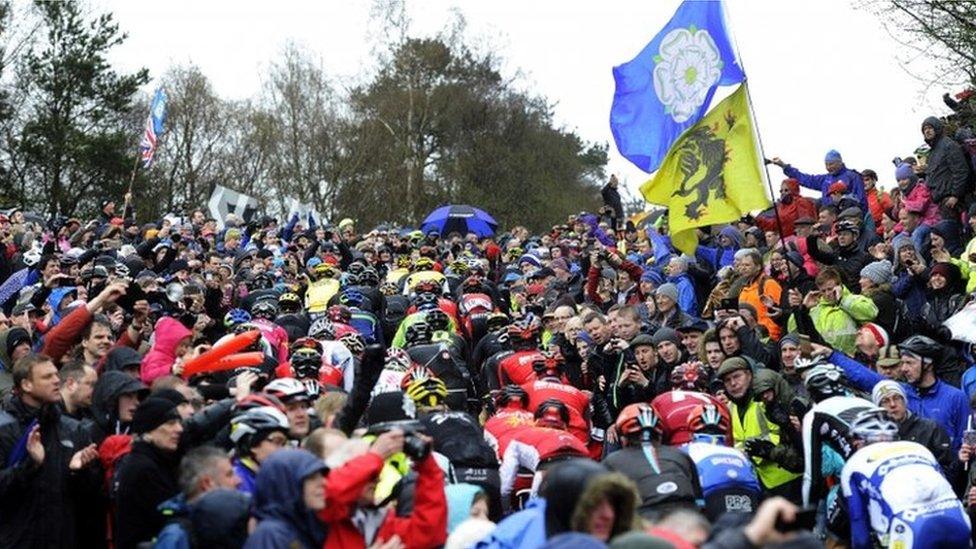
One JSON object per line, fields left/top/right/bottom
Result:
{"left": 743, "top": 439, "right": 775, "bottom": 460}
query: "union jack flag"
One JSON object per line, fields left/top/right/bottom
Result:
{"left": 139, "top": 88, "right": 167, "bottom": 168}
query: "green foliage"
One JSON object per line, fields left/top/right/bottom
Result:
{"left": 12, "top": 0, "right": 148, "bottom": 216}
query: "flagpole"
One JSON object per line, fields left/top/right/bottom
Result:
{"left": 721, "top": 1, "right": 788, "bottom": 248}
{"left": 127, "top": 149, "right": 140, "bottom": 196}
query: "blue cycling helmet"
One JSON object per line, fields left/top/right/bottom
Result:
{"left": 224, "top": 308, "right": 252, "bottom": 328}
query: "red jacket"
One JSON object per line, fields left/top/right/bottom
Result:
{"left": 321, "top": 452, "right": 447, "bottom": 549}
{"left": 41, "top": 306, "right": 137, "bottom": 367}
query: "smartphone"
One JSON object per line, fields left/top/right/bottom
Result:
{"left": 776, "top": 505, "right": 818, "bottom": 532}
{"left": 720, "top": 297, "right": 738, "bottom": 311}
{"left": 964, "top": 430, "right": 976, "bottom": 447}
{"left": 798, "top": 334, "right": 812, "bottom": 358}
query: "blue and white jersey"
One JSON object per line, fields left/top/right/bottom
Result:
{"left": 840, "top": 440, "right": 970, "bottom": 549}
{"left": 683, "top": 442, "right": 760, "bottom": 496}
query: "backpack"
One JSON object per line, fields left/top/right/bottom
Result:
{"left": 98, "top": 433, "right": 133, "bottom": 549}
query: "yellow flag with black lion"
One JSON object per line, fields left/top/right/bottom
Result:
{"left": 640, "top": 84, "right": 771, "bottom": 255}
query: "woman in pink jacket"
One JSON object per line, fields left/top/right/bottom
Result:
{"left": 140, "top": 316, "right": 192, "bottom": 384}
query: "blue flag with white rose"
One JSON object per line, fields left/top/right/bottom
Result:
{"left": 610, "top": 0, "right": 745, "bottom": 173}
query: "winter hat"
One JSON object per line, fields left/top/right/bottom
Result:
{"left": 651, "top": 327, "right": 682, "bottom": 348}
{"left": 838, "top": 206, "right": 863, "bottom": 219}
{"left": 860, "top": 260, "right": 893, "bottom": 285}
{"left": 600, "top": 268, "right": 617, "bottom": 282}
{"left": 629, "top": 334, "right": 656, "bottom": 349}
{"left": 860, "top": 323, "right": 889, "bottom": 348}
{"left": 930, "top": 262, "right": 955, "bottom": 280}
{"left": 871, "top": 379, "right": 906, "bottom": 406}
{"left": 550, "top": 258, "right": 569, "bottom": 272}
{"left": 894, "top": 163, "right": 916, "bottom": 182}
{"left": 824, "top": 149, "right": 842, "bottom": 163}
{"left": 131, "top": 397, "right": 181, "bottom": 434}
{"left": 640, "top": 269, "right": 664, "bottom": 286}
{"left": 5, "top": 328, "right": 31, "bottom": 359}
{"left": 785, "top": 251, "right": 805, "bottom": 269}
{"left": 518, "top": 254, "right": 541, "bottom": 268}
{"left": 152, "top": 388, "right": 189, "bottom": 407}
{"left": 828, "top": 181, "right": 848, "bottom": 196}
{"left": 365, "top": 390, "right": 417, "bottom": 426}
{"left": 655, "top": 283, "right": 679, "bottom": 303}
{"left": 779, "top": 332, "right": 800, "bottom": 348}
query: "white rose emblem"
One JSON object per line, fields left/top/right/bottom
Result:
{"left": 652, "top": 26, "right": 723, "bottom": 123}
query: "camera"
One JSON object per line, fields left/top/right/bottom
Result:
{"left": 368, "top": 420, "right": 431, "bottom": 461}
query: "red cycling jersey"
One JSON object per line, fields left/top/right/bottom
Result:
{"left": 522, "top": 378, "right": 591, "bottom": 444}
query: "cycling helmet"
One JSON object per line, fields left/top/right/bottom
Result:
{"left": 402, "top": 367, "right": 448, "bottom": 408}
{"left": 379, "top": 282, "right": 399, "bottom": 296}
{"left": 534, "top": 399, "right": 570, "bottom": 430}
{"left": 404, "top": 321, "right": 432, "bottom": 347}
{"left": 897, "top": 335, "right": 941, "bottom": 362}
{"left": 308, "top": 317, "right": 336, "bottom": 340}
{"left": 461, "top": 276, "right": 485, "bottom": 294}
{"left": 507, "top": 318, "right": 541, "bottom": 349}
{"left": 486, "top": 313, "right": 510, "bottom": 333}
{"left": 347, "top": 262, "right": 366, "bottom": 277}
{"left": 531, "top": 350, "right": 563, "bottom": 379}
{"left": 834, "top": 219, "right": 860, "bottom": 235}
{"left": 339, "top": 289, "right": 365, "bottom": 307}
{"left": 326, "top": 305, "right": 352, "bottom": 324}
{"left": 803, "top": 364, "right": 847, "bottom": 402}
{"left": 230, "top": 406, "right": 290, "bottom": 452}
{"left": 250, "top": 299, "right": 279, "bottom": 321}
{"left": 395, "top": 255, "right": 412, "bottom": 269}
{"left": 338, "top": 332, "right": 366, "bottom": 356}
{"left": 687, "top": 403, "right": 731, "bottom": 443}
{"left": 793, "top": 354, "right": 828, "bottom": 374}
{"left": 291, "top": 337, "right": 324, "bottom": 355}
{"left": 413, "top": 257, "right": 435, "bottom": 272}
{"left": 849, "top": 407, "right": 899, "bottom": 443}
{"left": 312, "top": 263, "right": 338, "bottom": 280}
{"left": 265, "top": 378, "right": 310, "bottom": 404}
{"left": 670, "top": 363, "right": 710, "bottom": 391}
{"left": 249, "top": 273, "right": 275, "bottom": 291}
{"left": 449, "top": 260, "right": 470, "bottom": 276}
{"left": 291, "top": 347, "right": 324, "bottom": 379}
{"left": 341, "top": 273, "right": 360, "bottom": 288}
{"left": 615, "top": 402, "right": 662, "bottom": 442}
{"left": 359, "top": 267, "right": 380, "bottom": 287}
{"left": 278, "top": 292, "right": 302, "bottom": 313}
{"left": 224, "top": 308, "right": 252, "bottom": 328}
{"left": 425, "top": 309, "right": 450, "bottom": 332}
{"left": 233, "top": 393, "right": 285, "bottom": 414}
{"left": 385, "top": 348, "right": 413, "bottom": 372}
{"left": 413, "top": 293, "right": 439, "bottom": 311}
{"left": 493, "top": 384, "right": 529, "bottom": 410}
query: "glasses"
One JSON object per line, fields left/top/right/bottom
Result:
{"left": 266, "top": 434, "right": 289, "bottom": 447}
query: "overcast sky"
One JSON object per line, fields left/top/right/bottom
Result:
{"left": 96, "top": 0, "right": 954, "bottom": 203}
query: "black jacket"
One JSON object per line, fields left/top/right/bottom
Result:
{"left": 0, "top": 397, "right": 100, "bottom": 549}
{"left": 85, "top": 370, "right": 147, "bottom": 445}
{"left": 114, "top": 439, "right": 181, "bottom": 549}
{"left": 804, "top": 235, "right": 874, "bottom": 292}
{"left": 601, "top": 183, "right": 624, "bottom": 220}
{"left": 899, "top": 413, "right": 952, "bottom": 473}
{"left": 923, "top": 116, "right": 972, "bottom": 204}
{"left": 603, "top": 443, "right": 702, "bottom": 517}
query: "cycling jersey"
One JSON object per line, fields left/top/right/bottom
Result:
{"left": 682, "top": 442, "right": 761, "bottom": 519}
{"left": 522, "top": 378, "right": 590, "bottom": 443}
{"left": 840, "top": 440, "right": 970, "bottom": 549}
{"left": 603, "top": 443, "right": 702, "bottom": 519}
{"left": 651, "top": 391, "right": 730, "bottom": 446}
{"left": 484, "top": 407, "right": 534, "bottom": 457}
{"left": 498, "top": 426, "right": 588, "bottom": 509}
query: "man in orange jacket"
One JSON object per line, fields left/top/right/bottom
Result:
{"left": 319, "top": 427, "right": 447, "bottom": 549}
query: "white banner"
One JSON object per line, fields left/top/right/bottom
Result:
{"left": 207, "top": 184, "right": 259, "bottom": 230}
{"left": 943, "top": 301, "right": 976, "bottom": 344}
{"left": 285, "top": 197, "right": 324, "bottom": 227}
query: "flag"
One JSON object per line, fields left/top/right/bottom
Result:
{"left": 208, "top": 184, "right": 259, "bottom": 230}
{"left": 139, "top": 88, "right": 167, "bottom": 168}
{"left": 611, "top": 0, "right": 745, "bottom": 173}
{"left": 639, "top": 84, "right": 770, "bottom": 255}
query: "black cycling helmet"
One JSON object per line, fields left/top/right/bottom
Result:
{"left": 404, "top": 320, "right": 432, "bottom": 347}
{"left": 425, "top": 309, "right": 450, "bottom": 332}
{"left": 897, "top": 335, "right": 942, "bottom": 362}
{"left": 494, "top": 384, "right": 529, "bottom": 410}
{"left": 534, "top": 399, "right": 570, "bottom": 429}
{"left": 804, "top": 364, "right": 847, "bottom": 403}
{"left": 251, "top": 299, "right": 279, "bottom": 321}
{"left": 290, "top": 348, "right": 323, "bottom": 379}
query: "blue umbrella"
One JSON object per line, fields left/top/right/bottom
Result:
{"left": 421, "top": 205, "right": 498, "bottom": 237}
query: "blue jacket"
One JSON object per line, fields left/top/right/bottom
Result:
{"left": 695, "top": 225, "right": 742, "bottom": 270}
{"left": 668, "top": 273, "right": 698, "bottom": 316}
{"left": 474, "top": 498, "right": 547, "bottom": 549}
{"left": 831, "top": 351, "right": 968, "bottom": 452}
{"left": 243, "top": 450, "right": 327, "bottom": 549}
{"left": 961, "top": 364, "right": 976, "bottom": 402}
{"left": 891, "top": 270, "right": 928, "bottom": 320}
{"left": 784, "top": 163, "right": 867, "bottom": 209}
